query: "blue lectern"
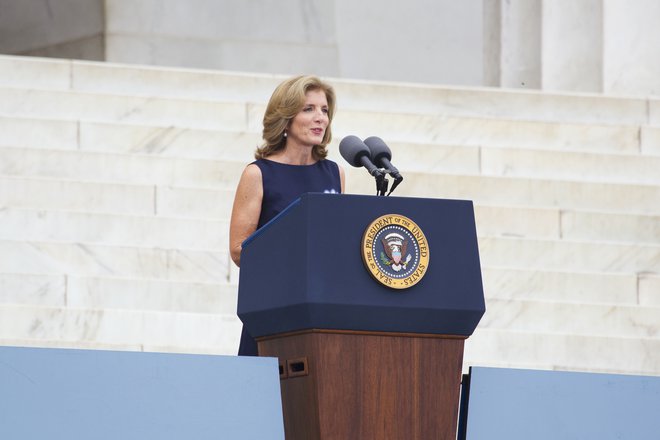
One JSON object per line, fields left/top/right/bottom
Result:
{"left": 238, "top": 193, "right": 485, "bottom": 440}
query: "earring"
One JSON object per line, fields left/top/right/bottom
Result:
{"left": 283, "top": 131, "right": 287, "bottom": 138}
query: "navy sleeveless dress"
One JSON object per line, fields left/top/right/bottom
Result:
{"left": 238, "top": 158, "right": 342, "bottom": 356}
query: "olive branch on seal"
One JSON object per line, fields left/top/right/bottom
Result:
{"left": 379, "top": 252, "right": 392, "bottom": 266}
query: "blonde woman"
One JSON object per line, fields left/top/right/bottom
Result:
{"left": 229, "top": 75, "right": 345, "bottom": 355}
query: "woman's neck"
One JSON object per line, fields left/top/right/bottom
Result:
{"left": 270, "top": 143, "right": 316, "bottom": 165}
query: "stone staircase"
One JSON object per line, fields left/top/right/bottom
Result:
{"left": 0, "top": 54, "right": 658, "bottom": 375}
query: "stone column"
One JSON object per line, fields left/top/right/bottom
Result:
{"left": 499, "top": 0, "right": 542, "bottom": 89}
{"left": 603, "top": 0, "right": 660, "bottom": 96}
{"left": 542, "top": 0, "right": 603, "bottom": 93}
{"left": 483, "top": 0, "right": 502, "bottom": 87}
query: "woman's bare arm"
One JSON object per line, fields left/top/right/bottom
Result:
{"left": 338, "top": 164, "right": 346, "bottom": 193}
{"left": 229, "top": 164, "right": 263, "bottom": 267}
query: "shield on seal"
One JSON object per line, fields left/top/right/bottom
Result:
{"left": 384, "top": 233, "right": 404, "bottom": 264}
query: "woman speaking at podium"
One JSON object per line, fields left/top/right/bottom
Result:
{"left": 229, "top": 75, "right": 345, "bottom": 356}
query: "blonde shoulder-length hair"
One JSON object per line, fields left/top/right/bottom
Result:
{"left": 255, "top": 75, "right": 336, "bottom": 161}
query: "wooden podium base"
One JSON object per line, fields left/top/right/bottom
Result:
{"left": 258, "top": 329, "right": 465, "bottom": 440}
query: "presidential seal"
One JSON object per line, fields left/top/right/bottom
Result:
{"left": 361, "top": 214, "right": 430, "bottom": 289}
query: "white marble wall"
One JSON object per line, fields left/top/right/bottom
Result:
{"left": 0, "top": 0, "right": 104, "bottom": 59}
{"left": 103, "top": 0, "right": 485, "bottom": 86}
{"left": 2, "top": 0, "right": 660, "bottom": 95}
{"left": 333, "top": 0, "right": 483, "bottom": 85}
{"left": 105, "top": 0, "right": 339, "bottom": 76}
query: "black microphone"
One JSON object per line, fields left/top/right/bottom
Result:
{"left": 339, "top": 135, "right": 388, "bottom": 196}
{"left": 363, "top": 136, "right": 402, "bottom": 180}
{"left": 339, "top": 135, "right": 382, "bottom": 177}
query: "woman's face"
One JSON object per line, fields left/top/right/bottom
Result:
{"left": 286, "top": 89, "right": 329, "bottom": 149}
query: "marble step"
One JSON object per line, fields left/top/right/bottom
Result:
{"left": 639, "top": 274, "right": 660, "bottom": 306}
{"left": 1, "top": 87, "right": 657, "bottom": 156}
{"left": 0, "top": 55, "right": 73, "bottom": 91}
{"left": 0, "top": 269, "right": 634, "bottom": 310}
{"left": 478, "top": 236, "right": 660, "bottom": 274}
{"left": 0, "top": 272, "right": 238, "bottom": 315}
{"left": 0, "top": 338, "right": 150, "bottom": 354}
{"left": 3, "top": 179, "right": 658, "bottom": 248}
{"left": 2, "top": 203, "right": 656, "bottom": 254}
{"left": 3, "top": 272, "right": 654, "bottom": 340}
{"left": 0, "top": 337, "right": 229, "bottom": 356}
{"left": 1, "top": 303, "right": 658, "bottom": 376}
{"left": 3, "top": 115, "right": 659, "bottom": 189}
{"left": 0, "top": 146, "right": 243, "bottom": 190}
{"left": 0, "top": 235, "right": 656, "bottom": 288}
{"left": 0, "top": 272, "right": 66, "bottom": 308}
{"left": 0, "top": 176, "right": 155, "bottom": 216}
{"left": 344, "top": 168, "right": 660, "bottom": 216}
{"left": 0, "top": 116, "right": 78, "bottom": 150}
{"left": 463, "top": 328, "right": 660, "bottom": 376}
{"left": 0, "top": 303, "right": 241, "bottom": 355}
{"left": 480, "top": 299, "right": 660, "bottom": 340}
{"left": 558, "top": 210, "right": 660, "bottom": 245}
{"left": 0, "top": 116, "right": 261, "bottom": 161}
{"left": 1, "top": 55, "right": 658, "bottom": 127}
{"left": 281, "top": 104, "right": 649, "bottom": 155}
{"left": 0, "top": 87, "right": 248, "bottom": 131}
{"left": 1, "top": 201, "right": 658, "bottom": 272}
{"left": 0, "top": 240, "right": 230, "bottom": 283}
{"left": 481, "top": 267, "right": 641, "bottom": 305}
{"left": 480, "top": 146, "right": 660, "bottom": 185}
{"left": 2, "top": 268, "right": 650, "bottom": 317}
{"left": 78, "top": 120, "right": 260, "bottom": 162}
{"left": 3, "top": 176, "right": 657, "bottom": 248}
{"left": 0, "top": 176, "right": 234, "bottom": 218}
{"left": 4, "top": 145, "right": 660, "bottom": 215}
{"left": 475, "top": 205, "right": 660, "bottom": 245}
{"left": 0, "top": 208, "right": 229, "bottom": 250}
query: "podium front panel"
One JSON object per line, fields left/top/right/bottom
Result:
{"left": 239, "top": 193, "right": 485, "bottom": 338}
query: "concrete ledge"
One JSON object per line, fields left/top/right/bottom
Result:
{"left": 462, "top": 367, "right": 660, "bottom": 440}
{"left": 0, "top": 346, "right": 283, "bottom": 439}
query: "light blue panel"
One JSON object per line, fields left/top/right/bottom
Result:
{"left": 464, "top": 367, "right": 660, "bottom": 440}
{"left": 0, "top": 346, "right": 284, "bottom": 440}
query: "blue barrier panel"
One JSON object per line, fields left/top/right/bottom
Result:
{"left": 0, "top": 346, "right": 284, "bottom": 440}
{"left": 461, "top": 366, "right": 660, "bottom": 440}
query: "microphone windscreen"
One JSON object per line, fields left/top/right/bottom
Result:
{"left": 363, "top": 136, "right": 392, "bottom": 162}
{"left": 339, "top": 135, "right": 370, "bottom": 167}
